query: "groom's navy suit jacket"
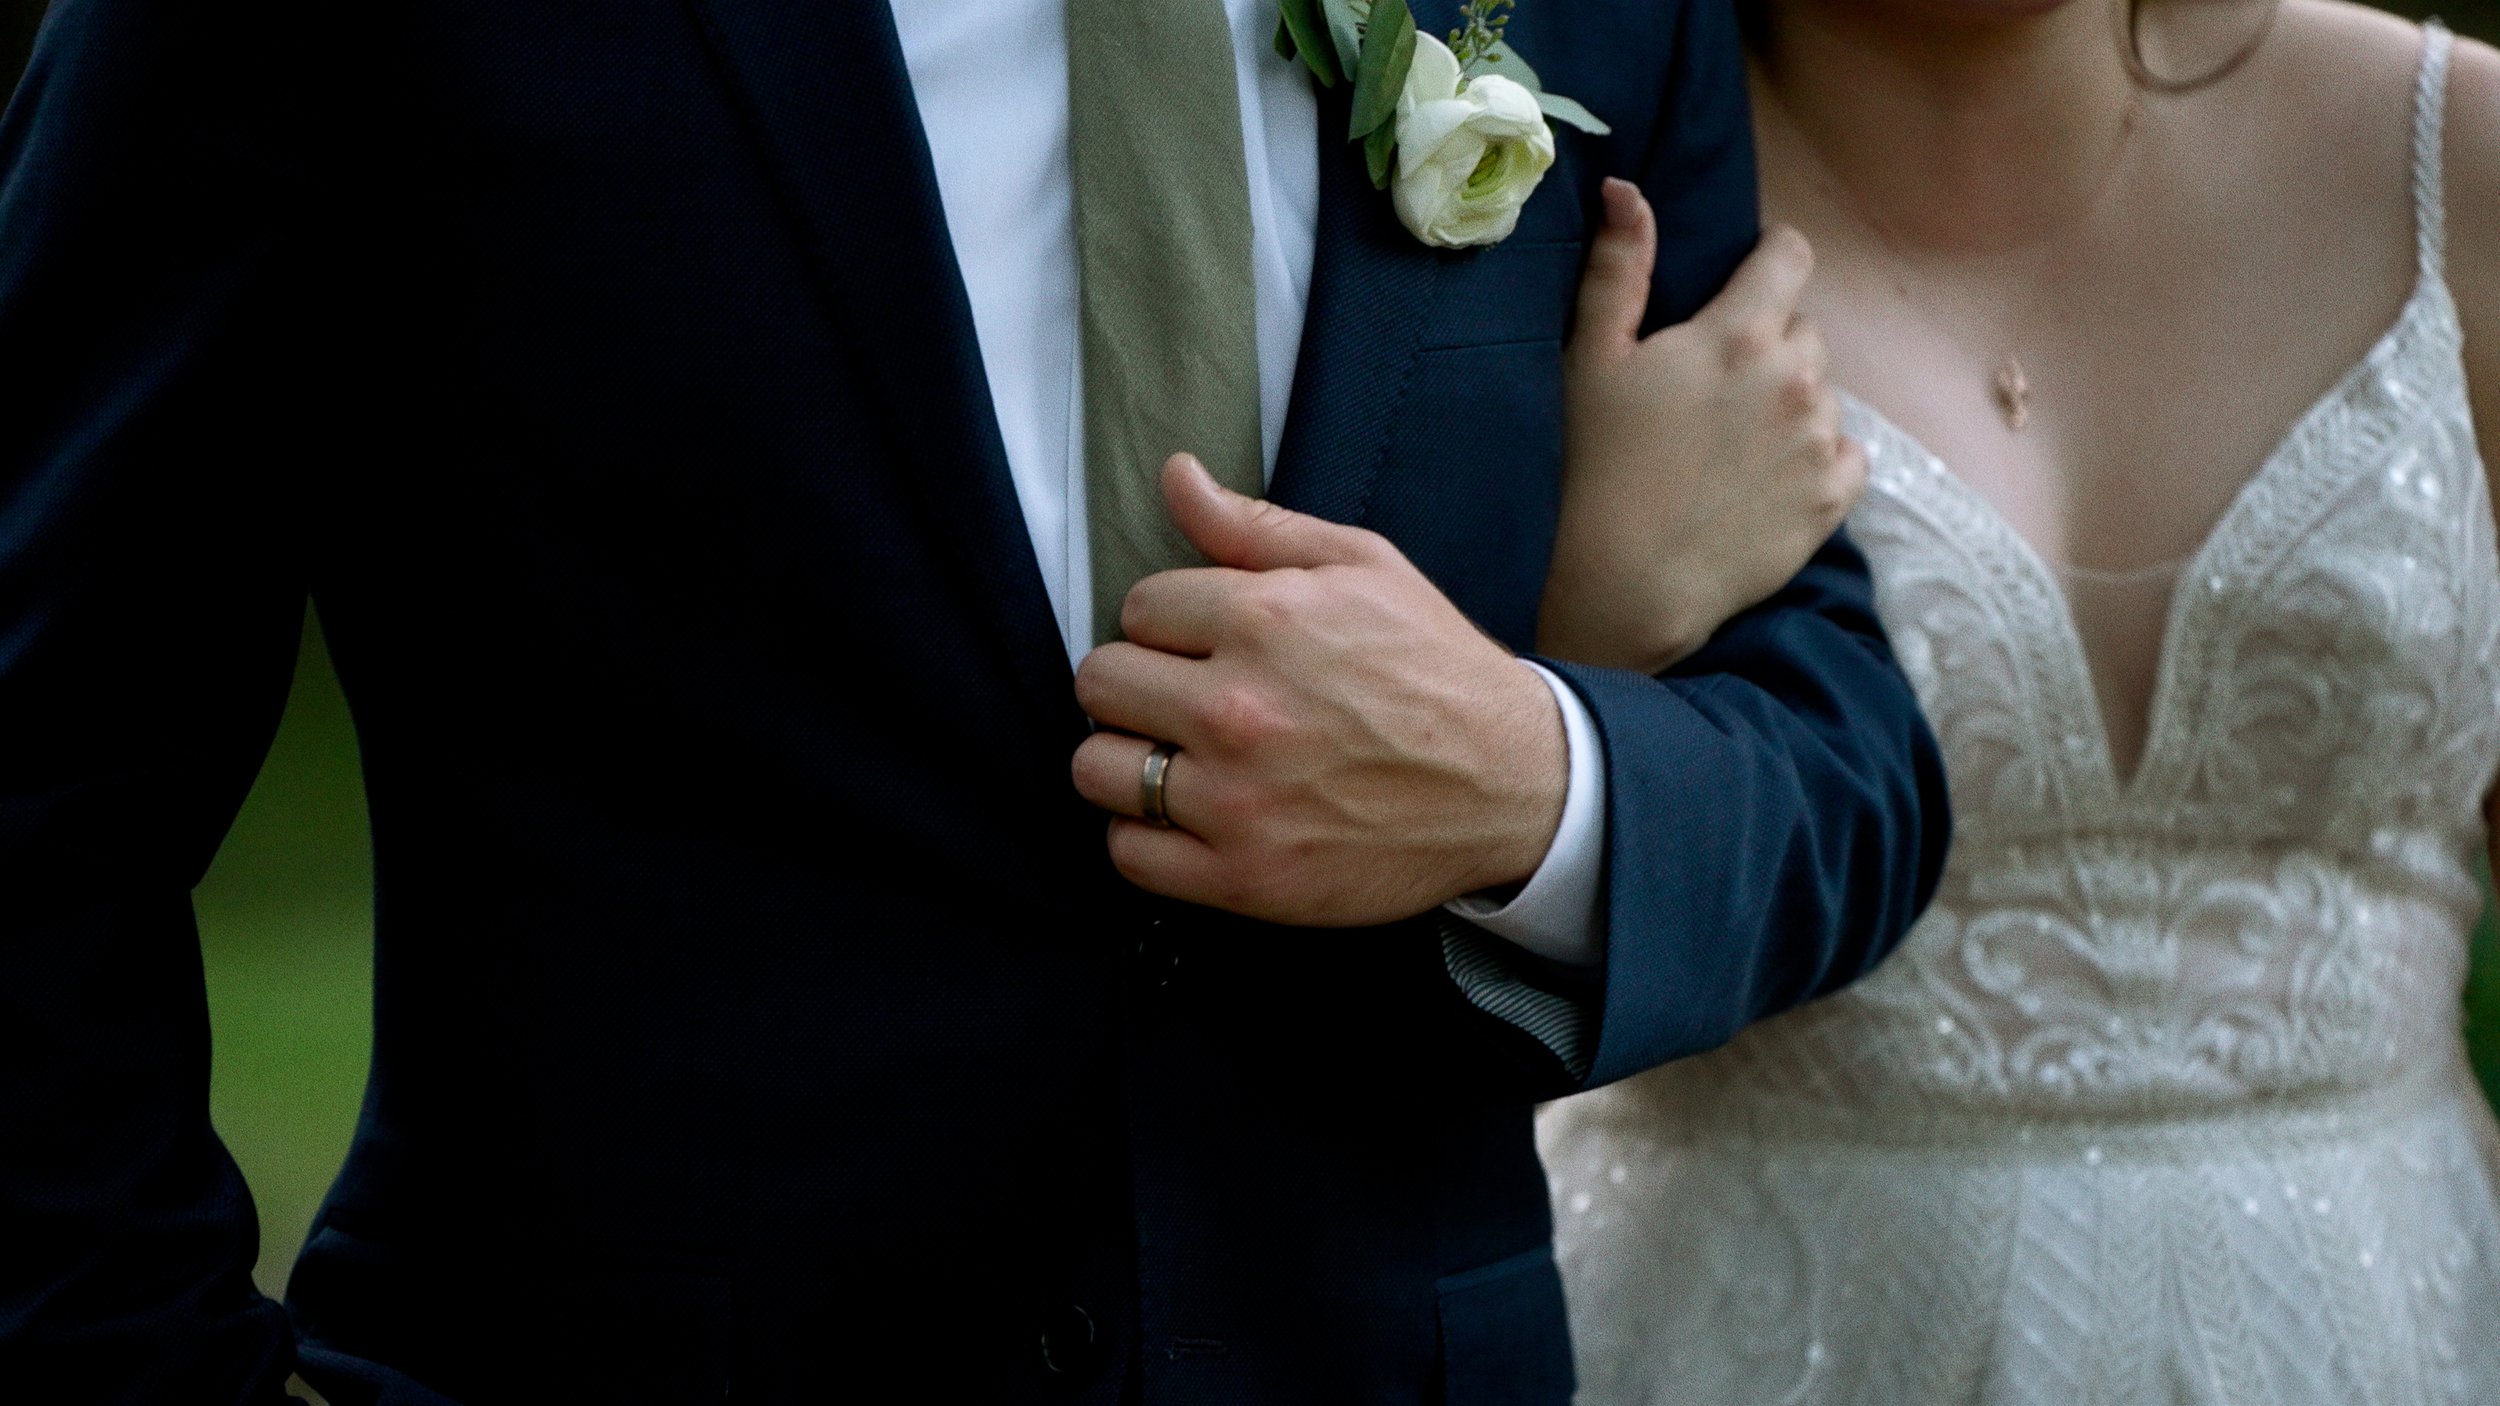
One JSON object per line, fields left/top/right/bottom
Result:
{"left": 0, "top": 1, "right": 1947, "bottom": 1402}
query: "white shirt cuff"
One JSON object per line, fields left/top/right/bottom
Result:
{"left": 1442, "top": 661, "right": 1608, "bottom": 967}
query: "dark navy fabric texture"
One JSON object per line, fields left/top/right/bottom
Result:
{"left": 0, "top": 1, "right": 1947, "bottom": 1401}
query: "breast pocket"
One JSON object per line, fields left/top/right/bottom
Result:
{"left": 1437, "top": 1246, "right": 1577, "bottom": 1405}
{"left": 1415, "top": 240, "right": 1587, "bottom": 352}
{"left": 1363, "top": 335, "right": 1566, "bottom": 651}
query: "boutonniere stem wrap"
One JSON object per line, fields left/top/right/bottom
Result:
{"left": 1275, "top": 0, "right": 1610, "bottom": 249}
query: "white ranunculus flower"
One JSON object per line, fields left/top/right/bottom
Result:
{"left": 1390, "top": 33, "right": 1557, "bottom": 250}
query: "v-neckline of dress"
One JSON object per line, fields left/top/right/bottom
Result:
{"left": 1844, "top": 271, "right": 2456, "bottom": 814}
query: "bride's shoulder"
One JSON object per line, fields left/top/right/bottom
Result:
{"left": 2436, "top": 26, "right": 2500, "bottom": 439}
{"left": 2257, "top": 6, "right": 2500, "bottom": 483}
{"left": 2267, "top": 0, "right": 2447, "bottom": 62}
{"left": 2257, "top": 3, "right": 2442, "bottom": 122}
{"left": 2255, "top": 5, "right": 2498, "bottom": 287}
{"left": 2435, "top": 26, "right": 2500, "bottom": 288}
{"left": 2217, "top": 6, "right": 2422, "bottom": 255}
{"left": 2263, "top": 3, "right": 2499, "bottom": 140}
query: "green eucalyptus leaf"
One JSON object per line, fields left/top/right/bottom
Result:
{"left": 1276, "top": 0, "right": 1341, "bottom": 86}
{"left": 1347, "top": 0, "right": 1415, "bottom": 140}
{"left": 1365, "top": 116, "right": 1399, "bottom": 189}
{"left": 1274, "top": 10, "right": 1300, "bottom": 63}
{"left": 1384, "top": 19, "right": 1418, "bottom": 120}
{"left": 1319, "top": 0, "right": 1365, "bottom": 78}
{"left": 1471, "top": 38, "right": 1542, "bottom": 90}
{"left": 1535, "top": 90, "right": 1612, "bottom": 136}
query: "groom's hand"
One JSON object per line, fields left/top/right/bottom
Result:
{"left": 1071, "top": 455, "right": 1569, "bottom": 928}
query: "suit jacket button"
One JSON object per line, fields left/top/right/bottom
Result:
{"left": 1038, "top": 1303, "right": 1100, "bottom": 1377}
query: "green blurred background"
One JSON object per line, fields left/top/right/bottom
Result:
{"left": 6, "top": 0, "right": 2500, "bottom": 1307}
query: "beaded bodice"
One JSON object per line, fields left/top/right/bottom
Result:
{"left": 1635, "top": 32, "right": 2499, "bottom": 1130}
{"left": 1692, "top": 297, "right": 2499, "bottom": 1133}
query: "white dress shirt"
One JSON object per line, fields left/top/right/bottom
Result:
{"left": 887, "top": 0, "right": 1606, "bottom": 965}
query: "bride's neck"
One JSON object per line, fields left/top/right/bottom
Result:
{"left": 1753, "top": 0, "right": 2143, "bottom": 254}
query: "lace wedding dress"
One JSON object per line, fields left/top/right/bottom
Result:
{"left": 1540, "top": 25, "right": 2500, "bottom": 1404}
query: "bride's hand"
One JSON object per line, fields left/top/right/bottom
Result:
{"left": 1540, "top": 179, "right": 1865, "bottom": 674}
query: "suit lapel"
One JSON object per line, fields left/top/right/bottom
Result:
{"left": 677, "top": 0, "right": 1084, "bottom": 743}
{"left": 679, "top": 0, "right": 1459, "bottom": 674}
{"left": 1268, "top": 14, "right": 1456, "bottom": 524}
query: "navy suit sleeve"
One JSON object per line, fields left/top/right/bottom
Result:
{"left": 1537, "top": 0, "right": 1953, "bottom": 1091}
{"left": 1535, "top": 533, "right": 1950, "bottom": 1090}
{"left": 0, "top": 4, "right": 322, "bottom": 1398}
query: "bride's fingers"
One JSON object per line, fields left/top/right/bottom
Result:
{"left": 1794, "top": 322, "right": 1831, "bottom": 384}
{"left": 1811, "top": 384, "right": 1844, "bottom": 441}
{"left": 1825, "top": 435, "right": 1872, "bottom": 524}
{"left": 1703, "top": 225, "right": 1816, "bottom": 342}
{"left": 1570, "top": 177, "right": 1658, "bottom": 361}
{"left": 1766, "top": 337, "right": 1828, "bottom": 417}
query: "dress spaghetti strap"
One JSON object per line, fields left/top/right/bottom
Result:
{"left": 2413, "top": 19, "right": 2454, "bottom": 282}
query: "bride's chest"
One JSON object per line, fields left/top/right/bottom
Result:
{"left": 1849, "top": 323, "right": 2500, "bottom": 850}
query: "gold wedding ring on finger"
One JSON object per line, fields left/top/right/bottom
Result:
{"left": 1140, "top": 742, "right": 1180, "bottom": 829}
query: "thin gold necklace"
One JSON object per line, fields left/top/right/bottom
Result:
{"left": 1786, "top": 93, "right": 2146, "bottom": 432}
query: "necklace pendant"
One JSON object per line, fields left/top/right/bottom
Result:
{"left": 1994, "top": 356, "right": 2031, "bottom": 431}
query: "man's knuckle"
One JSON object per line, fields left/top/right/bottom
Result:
{"left": 1192, "top": 685, "right": 1281, "bottom": 750}
{"left": 1220, "top": 580, "right": 1289, "bottom": 638}
{"left": 1270, "top": 569, "right": 1329, "bottom": 617}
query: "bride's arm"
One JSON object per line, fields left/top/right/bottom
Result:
{"left": 2451, "top": 35, "right": 2500, "bottom": 864}
{"left": 1539, "top": 181, "right": 1865, "bottom": 674}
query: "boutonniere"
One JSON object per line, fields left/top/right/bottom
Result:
{"left": 1275, "top": 0, "right": 1610, "bottom": 249}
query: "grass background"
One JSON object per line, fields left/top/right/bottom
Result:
{"left": 6, "top": 0, "right": 2500, "bottom": 1304}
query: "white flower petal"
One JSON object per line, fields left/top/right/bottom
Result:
{"left": 1396, "top": 98, "right": 1480, "bottom": 169}
{"left": 1401, "top": 31, "right": 1463, "bottom": 110}
{"left": 1461, "top": 74, "right": 1548, "bottom": 135}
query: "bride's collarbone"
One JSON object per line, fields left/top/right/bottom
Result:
{"left": 1808, "top": 208, "right": 2420, "bottom": 570}
{"left": 1769, "top": 5, "right": 2429, "bottom": 564}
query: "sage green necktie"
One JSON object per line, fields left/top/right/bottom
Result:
{"left": 1066, "top": 0, "right": 1265, "bottom": 646}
